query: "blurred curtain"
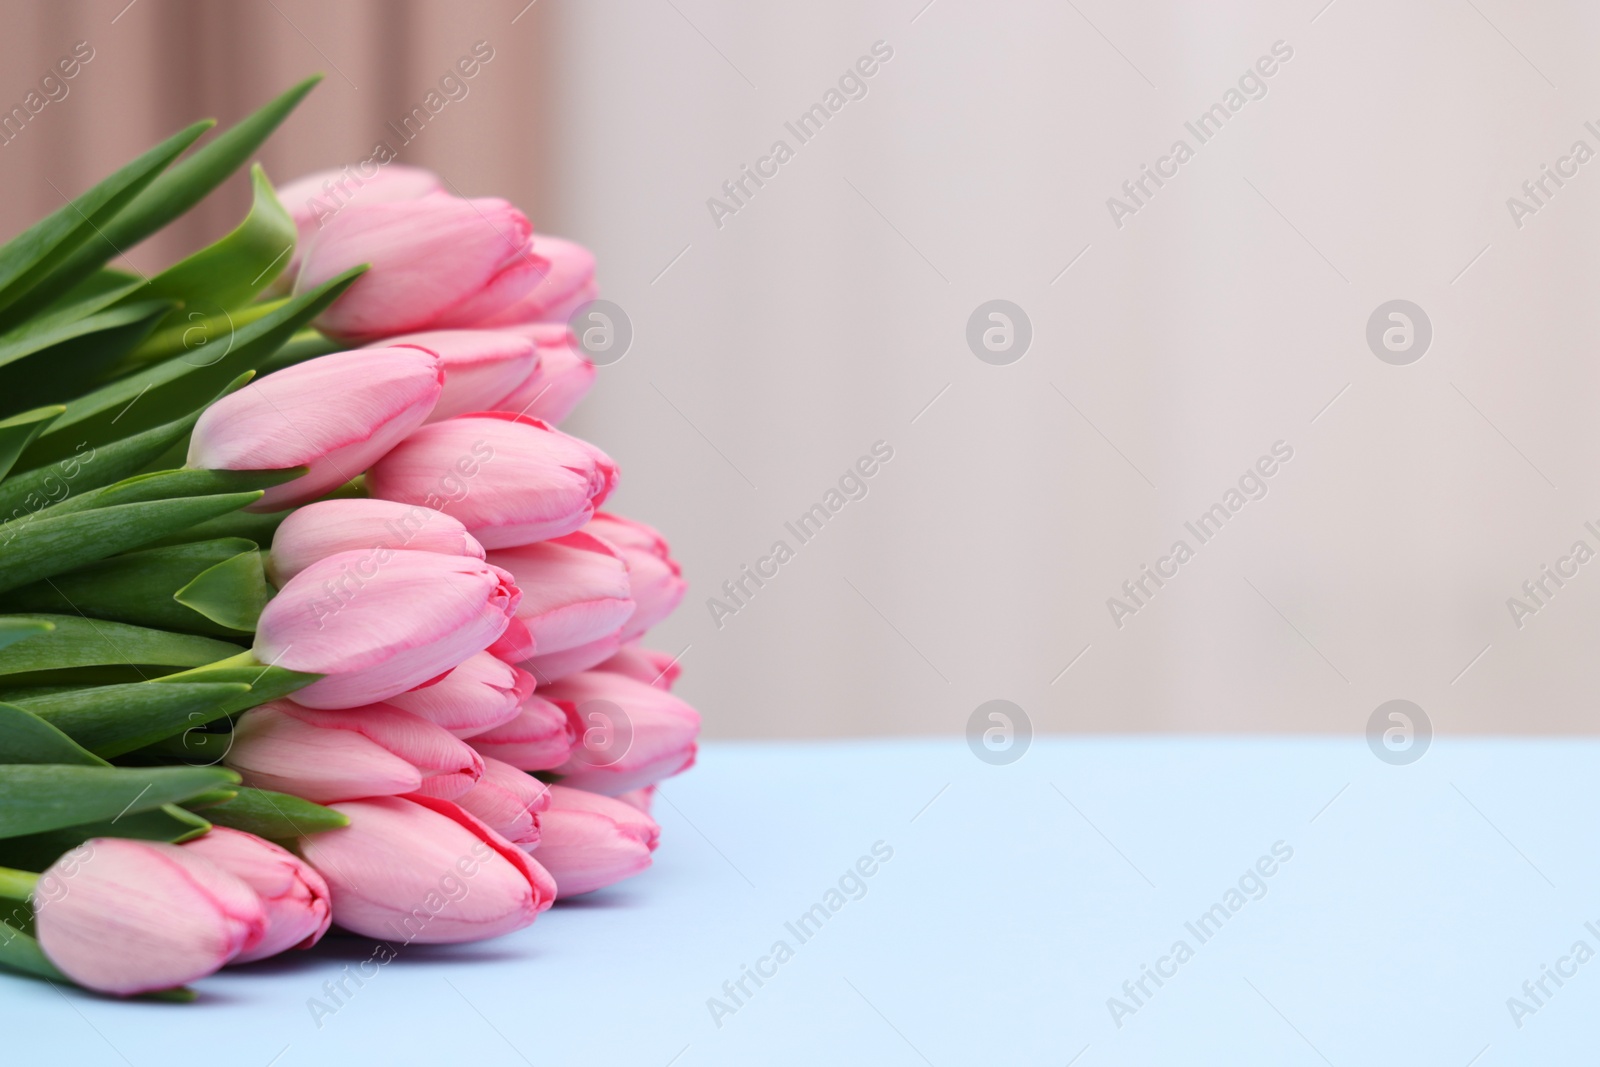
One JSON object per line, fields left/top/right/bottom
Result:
{"left": 0, "top": 0, "right": 557, "bottom": 272}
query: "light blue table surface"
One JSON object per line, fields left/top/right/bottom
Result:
{"left": 5, "top": 737, "right": 1598, "bottom": 1066}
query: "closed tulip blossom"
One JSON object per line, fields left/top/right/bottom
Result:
{"left": 534, "top": 785, "right": 658, "bottom": 897}
{"left": 298, "top": 196, "right": 543, "bottom": 341}
{"left": 181, "top": 827, "right": 332, "bottom": 963}
{"left": 616, "top": 785, "right": 657, "bottom": 813}
{"left": 275, "top": 163, "right": 445, "bottom": 279}
{"left": 469, "top": 693, "right": 574, "bottom": 771}
{"left": 372, "top": 329, "right": 538, "bottom": 422}
{"left": 545, "top": 670, "right": 699, "bottom": 796}
{"left": 297, "top": 795, "right": 555, "bottom": 943}
{"left": 367, "top": 412, "right": 617, "bottom": 549}
{"left": 34, "top": 839, "right": 266, "bottom": 995}
{"left": 596, "top": 644, "right": 682, "bottom": 690}
{"left": 227, "top": 701, "right": 484, "bottom": 802}
{"left": 267, "top": 497, "right": 485, "bottom": 586}
{"left": 454, "top": 756, "right": 551, "bottom": 846}
{"left": 524, "top": 633, "right": 624, "bottom": 685}
{"left": 464, "top": 234, "right": 598, "bottom": 328}
{"left": 492, "top": 324, "right": 596, "bottom": 424}
{"left": 488, "top": 532, "right": 633, "bottom": 660}
{"left": 386, "top": 651, "right": 534, "bottom": 738}
{"left": 254, "top": 549, "right": 520, "bottom": 709}
{"left": 584, "top": 513, "right": 686, "bottom": 641}
{"left": 188, "top": 346, "right": 443, "bottom": 511}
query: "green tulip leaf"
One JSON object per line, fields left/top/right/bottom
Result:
{"left": 0, "top": 615, "right": 240, "bottom": 682}
{"left": 139, "top": 164, "right": 295, "bottom": 318}
{"left": 0, "top": 302, "right": 172, "bottom": 421}
{"left": 0, "top": 121, "right": 211, "bottom": 329}
{"left": 20, "top": 268, "right": 364, "bottom": 466}
{"left": 0, "top": 539, "right": 263, "bottom": 637}
{"left": 0, "top": 407, "right": 64, "bottom": 486}
{"left": 9, "top": 682, "right": 251, "bottom": 758}
{"left": 0, "top": 492, "right": 263, "bottom": 595}
{"left": 19, "top": 77, "right": 323, "bottom": 319}
{"left": 190, "top": 787, "right": 349, "bottom": 840}
{"left": 146, "top": 506, "right": 294, "bottom": 551}
{"left": 0, "top": 803, "right": 214, "bottom": 878}
{"left": 0, "top": 616, "right": 54, "bottom": 657}
{"left": 36, "top": 466, "right": 300, "bottom": 520}
{"left": 172, "top": 549, "right": 271, "bottom": 633}
{"left": 0, "top": 373, "right": 256, "bottom": 518}
{"left": 0, "top": 919, "right": 67, "bottom": 982}
{"left": 0, "top": 764, "right": 238, "bottom": 839}
{"left": 0, "top": 703, "right": 104, "bottom": 766}
{"left": 156, "top": 652, "right": 317, "bottom": 716}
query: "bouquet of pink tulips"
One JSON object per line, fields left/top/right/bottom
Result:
{"left": 0, "top": 77, "right": 696, "bottom": 998}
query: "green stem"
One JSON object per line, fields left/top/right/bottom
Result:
{"left": 118, "top": 298, "right": 290, "bottom": 372}
{"left": 0, "top": 866, "right": 39, "bottom": 903}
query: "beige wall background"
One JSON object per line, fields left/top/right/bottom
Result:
{"left": 2, "top": 0, "right": 1597, "bottom": 741}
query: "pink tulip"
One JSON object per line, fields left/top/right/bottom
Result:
{"left": 585, "top": 513, "right": 686, "bottom": 641}
{"left": 454, "top": 756, "right": 551, "bottom": 845}
{"left": 267, "top": 497, "right": 485, "bottom": 586}
{"left": 488, "top": 532, "right": 633, "bottom": 659}
{"left": 366, "top": 412, "right": 617, "bottom": 549}
{"left": 181, "top": 827, "right": 332, "bottom": 963}
{"left": 469, "top": 693, "right": 573, "bottom": 770}
{"left": 492, "top": 324, "right": 596, "bottom": 424}
{"left": 615, "top": 785, "right": 657, "bottom": 814}
{"left": 255, "top": 549, "right": 519, "bottom": 709}
{"left": 226, "top": 700, "right": 484, "bottom": 802}
{"left": 33, "top": 839, "right": 266, "bottom": 995}
{"left": 188, "top": 347, "right": 443, "bottom": 511}
{"left": 487, "top": 615, "right": 537, "bottom": 665}
{"left": 595, "top": 644, "right": 681, "bottom": 690}
{"left": 298, "top": 196, "right": 542, "bottom": 341}
{"left": 275, "top": 164, "right": 445, "bottom": 279}
{"left": 525, "top": 631, "right": 623, "bottom": 685}
{"left": 370, "top": 329, "right": 539, "bottom": 423}
{"left": 385, "top": 651, "right": 533, "bottom": 737}
{"left": 534, "top": 785, "right": 658, "bottom": 897}
{"left": 297, "top": 795, "right": 555, "bottom": 944}
{"left": 545, "top": 670, "right": 699, "bottom": 795}
{"left": 462, "top": 234, "right": 598, "bottom": 328}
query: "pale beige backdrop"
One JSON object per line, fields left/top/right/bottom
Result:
{"left": 3, "top": 0, "right": 1597, "bottom": 741}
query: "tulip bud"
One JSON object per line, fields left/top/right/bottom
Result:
{"left": 367, "top": 412, "right": 617, "bottom": 549}
{"left": 370, "top": 329, "right": 539, "bottom": 423}
{"left": 227, "top": 700, "right": 484, "bottom": 802}
{"left": 468, "top": 693, "right": 573, "bottom": 771}
{"left": 492, "top": 324, "right": 596, "bottom": 424}
{"left": 525, "top": 632, "right": 623, "bottom": 685}
{"left": 298, "top": 795, "right": 555, "bottom": 943}
{"left": 386, "top": 651, "right": 533, "bottom": 737}
{"left": 454, "top": 756, "right": 551, "bottom": 845}
{"left": 584, "top": 513, "right": 686, "bottom": 641}
{"left": 180, "top": 827, "right": 332, "bottom": 963}
{"left": 255, "top": 549, "right": 519, "bottom": 709}
{"left": 487, "top": 615, "right": 537, "bottom": 664}
{"left": 298, "top": 196, "right": 543, "bottom": 341}
{"left": 534, "top": 785, "right": 658, "bottom": 897}
{"left": 275, "top": 164, "right": 445, "bottom": 280}
{"left": 461, "top": 234, "right": 598, "bottom": 328}
{"left": 34, "top": 839, "right": 267, "bottom": 994}
{"left": 545, "top": 670, "right": 699, "bottom": 796}
{"left": 615, "top": 785, "right": 656, "bottom": 813}
{"left": 267, "top": 498, "right": 485, "bottom": 586}
{"left": 188, "top": 347, "right": 443, "bottom": 511}
{"left": 487, "top": 532, "right": 632, "bottom": 660}
{"left": 595, "top": 644, "right": 681, "bottom": 690}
